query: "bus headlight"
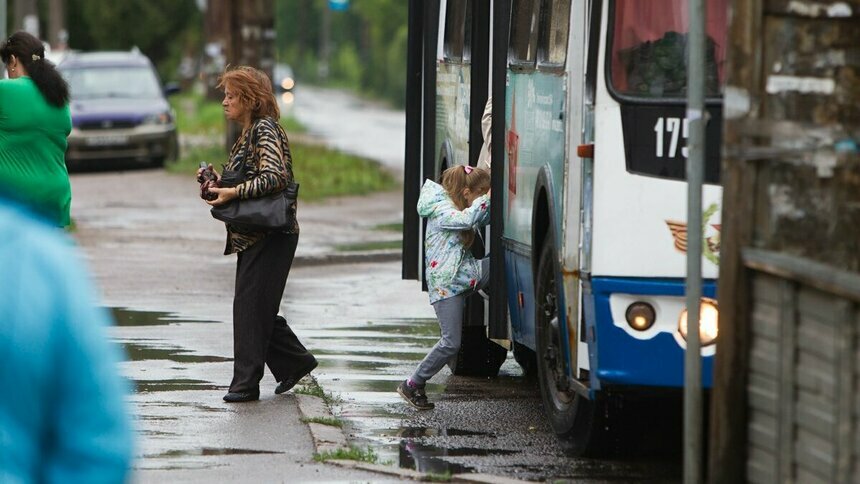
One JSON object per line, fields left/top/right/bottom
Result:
{"left": 625, "top": 302, "right": 656, "bottom": 331}
{"left": 678, "top": 298, "right": 719, "bottom": 346}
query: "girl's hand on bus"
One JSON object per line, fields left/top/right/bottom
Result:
{"left": 486, "top": 189, "right": 491, "bottom": 198}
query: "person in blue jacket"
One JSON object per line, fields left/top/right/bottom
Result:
{"left": 0, "top": 195, "right": 133, "bottom": 483}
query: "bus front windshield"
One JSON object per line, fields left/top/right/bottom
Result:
{"left": 610, "top": 0, "right": 727, "bottom": 99}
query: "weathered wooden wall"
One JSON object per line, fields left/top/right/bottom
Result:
{"left": 710, "top": 0, "right": 860, "bottom": 482}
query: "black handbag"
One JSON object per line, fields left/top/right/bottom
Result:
{"left": 210, "top": 120, "right": 298, "bottom": 232}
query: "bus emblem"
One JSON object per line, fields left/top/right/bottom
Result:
{"left": 665, "top": 203, "right": 721, "bottom": 265}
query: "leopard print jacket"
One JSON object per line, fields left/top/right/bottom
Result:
{"left": 221, "top": 116, "right": 299, "bottom": 255}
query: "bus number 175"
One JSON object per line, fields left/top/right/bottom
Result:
{"left": 654, "top": 117, "right": 689, "bottom": 159}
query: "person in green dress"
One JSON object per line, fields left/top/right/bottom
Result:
{"left": 0, "top": 31, "right": 72, "bottom": 227}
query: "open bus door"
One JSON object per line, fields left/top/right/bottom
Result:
{"left": 403, "top": 0, "right": 508, "bottom": 377}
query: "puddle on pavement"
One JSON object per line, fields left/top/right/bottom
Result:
{"left": 111, "top": 307, "right": 216, "bottom": 326}
{"left": 299, "top": 318, "right": 525, "bottom": 475}
{"left": 123, "top": 342, "right": 231, "bottom": 363}
{"left": 133, "top": 379, "right": 221, "bottom": 393}
{"left": 149, "top": 448, "right": 282, "bottom": 458}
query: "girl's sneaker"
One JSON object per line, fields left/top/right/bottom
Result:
{"left": 397, "top": 380, "right": 435, "bottom": 410}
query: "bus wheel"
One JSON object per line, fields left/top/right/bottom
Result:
{"left": 535, "top": 238, "right": 610, "bottom": 456}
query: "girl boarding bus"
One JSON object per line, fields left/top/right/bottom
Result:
{"left": 402, "top": 0, "right": 726, "bottom": 455}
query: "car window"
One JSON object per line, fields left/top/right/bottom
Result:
{"left": 62, "top": 66, "right": 163, "bottom": 100}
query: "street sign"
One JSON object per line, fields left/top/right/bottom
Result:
{"left": 329, "top": 0, "right": 348, "bottom": 11}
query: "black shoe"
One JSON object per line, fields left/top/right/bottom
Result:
{"left": 275, "top": 358, "right": 319, "bottom": 395}
{"left": 397, "top": 380, "right": 434, "bottom": 410}
{"left": 223, "top": 390, "right": 260, "bottom": 403}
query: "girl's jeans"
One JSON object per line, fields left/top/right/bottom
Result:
{"left": 410, "top": 257, "right": 490, "bottom": 385}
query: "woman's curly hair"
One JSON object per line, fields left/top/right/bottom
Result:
{"left": 216, "top": 66, "right": 279, "bottom": 121}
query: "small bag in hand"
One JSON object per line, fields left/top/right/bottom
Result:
{"left": 210, "top": 120, "right": 298, "bottom": 232}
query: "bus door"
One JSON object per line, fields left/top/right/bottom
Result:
{"left": 404, "top": 0, "right": 506, "bottom": 377}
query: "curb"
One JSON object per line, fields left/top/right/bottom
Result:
{"left": 292, "top": 249, "right": 401, "bottom": 267}
{"left": 294, "top": 391, "right": 538, "bottom": 483}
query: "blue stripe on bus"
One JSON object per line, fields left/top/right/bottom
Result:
{"left": 585, "top": 277, "right": 717, "bottom": 390}
{"left": 504, "top": 249, "right": 537, "bottom": 352}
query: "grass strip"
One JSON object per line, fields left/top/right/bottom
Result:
{"left": 293, "top": 377, "right": 342, "bottom": 406}
{"left": 300, "top": 416, "right": 344, "bottom": 428}
{"left": 313, "top": 445, "right": 378, "bottom": 464}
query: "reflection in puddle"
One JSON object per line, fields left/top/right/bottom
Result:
{"left": 133, "top": 379, "right": 221, "bottom": 393}
{"left": 123, "top": 342, "right": 232, "bottom": 363}
{"left": 397, "top": 426, "right": 511, "bottom": 474}
{"left": 110, "top": 307, "right": 216, "bottom": 326}
{"left": 149, "top": 448, "right": 281, "bottom": 458}
{"left": 302, "top": 318, "right": 523, "bottom": 476}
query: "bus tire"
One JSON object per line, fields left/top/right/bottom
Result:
{"left": 535, "top": 238, "right": 612, "bottom": 456}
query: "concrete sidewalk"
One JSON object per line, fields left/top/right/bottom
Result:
{"left": 71, "top": 168, "right": 403, "bottom": 270}
{"left": 69, "top": 170, "right": 409, "bottom": 483}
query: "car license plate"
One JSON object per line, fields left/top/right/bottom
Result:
{"left": 86, "top": 135, "right": 129, "bottom": 146}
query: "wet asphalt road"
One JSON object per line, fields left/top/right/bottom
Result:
{"left": 68, "top": 86, "right": 684, "bottom": 482}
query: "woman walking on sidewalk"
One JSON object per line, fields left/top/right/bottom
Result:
{"left": 200, "top": 66, "right": 317, "bottom": 403}
{"left": 0, "top": 31, "right": 72, "bottom": 227}
{"left": 398, "top": 165, "right": 491, "bottom": 410}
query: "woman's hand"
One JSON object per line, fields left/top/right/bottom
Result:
{"left": 205, "top": 186, "right": 239, "bottom": 206}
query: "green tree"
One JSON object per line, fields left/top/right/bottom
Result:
{"left": 65, "top": 0, "right": 202, "bottom": 81}
{"left": 276, "top": 0, "right": 407, "bottom": 107}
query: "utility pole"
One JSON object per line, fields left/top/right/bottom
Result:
{"left": 204, "top": 0, "right": 275, "bottom": 147}
{"left": 47, "top": 0, "right": 66, "bottom": 49}
{"left": 13, "top": 0, "right": 37, "bottom": 36}
{"left": 0, "top": 0, "right": 6, "bottom": 44}
{"left": 683, "top": 0, "right": 705, "bottom": 481}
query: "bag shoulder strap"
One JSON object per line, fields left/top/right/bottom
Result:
{"left": 241, "top": 119, "right": 262, "bottom": 175}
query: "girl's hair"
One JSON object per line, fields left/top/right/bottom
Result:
{"left": 441, "top": 165, "right": 491, "bottom": 248}
{"left": 0, "top": 31, "right": 69, "bottom": 108}
{"left": 217, "top": 66, "right": 280, "bottom": 121}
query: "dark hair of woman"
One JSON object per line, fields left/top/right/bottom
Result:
{"left": 0, "top": 31, "right": 70, "bottom": 108}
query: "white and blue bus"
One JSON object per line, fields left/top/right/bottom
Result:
{"left": 403, "top": 0, "right": 726, "bottom": 455}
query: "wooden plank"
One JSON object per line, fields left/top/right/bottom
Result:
{"left": 777, "top": 279, "right": 796, "bottom": 483}
{"left": 707, "top": 0, "right": 763, "bottom": 478}
{"left": 795, "top": 427, "right": 835, "bottom": 481}
{"left": 751, "top": 303, "right": 780, "bottom": 339}
{"left": 744, "top": 249, "right": 860, "bottom": 303}
{"left": 796, "top": 351, "right": 836, "bottom": 399}
{"left": 753, "top": 274, "right": 782, "bottom": 304}
{"left": 795, "top": 387, "right": 836, "bottom": 439}
{"left": 748, "top": 409, "right": 778, "bottom": 450}
{"left": 797, "top": 318, "right": 837, "bottom": 363}
{"left": 835, "top": 300, "right": 855, "bottom": 483}
{"left": 748, "top": 373, "right": 778, "bottom": 414}
{"left": 750, "top": 337, "right": 779, "bottom": 378}
{"left": 747, "top": 445, "right": 777, "bottom": 484}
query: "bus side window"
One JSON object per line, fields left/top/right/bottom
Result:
{"left": 444, "top": 0, "right": 472, "bottom": 62}
{"left": 538, "top": 0, "right": 571, "bottom": 67}
{"left": 509, "top": 0, "right": 541, "bottom": 67}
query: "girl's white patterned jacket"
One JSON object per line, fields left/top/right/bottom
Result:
{"left": 417, "top": 180, "right": 491, "bottom": 304}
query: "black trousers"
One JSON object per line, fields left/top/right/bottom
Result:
{"left": 229, "top": 232, "right": 315, "bottom": 393}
